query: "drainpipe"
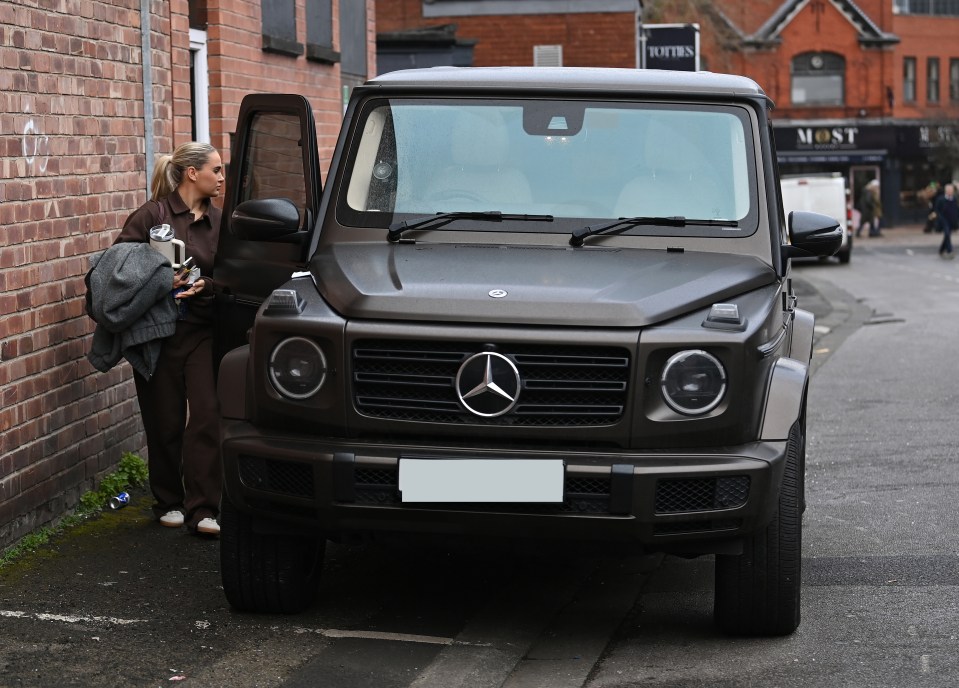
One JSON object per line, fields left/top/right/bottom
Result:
{"left": 140, "top": 0, "right": 154, "bottom": 197}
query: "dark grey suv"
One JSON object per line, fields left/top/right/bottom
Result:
{"left": 212, "top": 67, "right": 841, "bottom": 636}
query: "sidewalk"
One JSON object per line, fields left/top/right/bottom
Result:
{"left": 851, "top": 221, "right": 933, "bottom": 247}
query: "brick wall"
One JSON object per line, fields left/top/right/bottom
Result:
{"left": 376, "top": 0, "right": 638, "bottom": 68}
{"left": 711, "top": 0, "right": 787, "bottom": 36}
{"left": 890, "top": 14, "right": 959, "bottom": 120}
{"left": 204, "top": 0, "right": 376, "bottom": 171}
{"left": 375, "top": 0, "right": 421, "bottom": 30}
{"left": 734, "top": 0, "right": 890, "bottom": 120}
{"left": 460, "top": 13, "right": 637, "bottom": 68}
{"left": 207, "top": 0, "right": 340, "bottom": 171}
{"left": 0, "top": 0, "right": 162, "bottom": 548}
{"left": 0, "top": 0, "right": 375, "bottom": 552}
{"left": 641, "top": 0, "right": 907, "bottom": 122}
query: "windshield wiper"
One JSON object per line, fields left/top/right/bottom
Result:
{"left": 387, "top": 211, "right": 553, "bottom": 242}
{"left": 569, "top": 216, "right": 739, "bottom": 247}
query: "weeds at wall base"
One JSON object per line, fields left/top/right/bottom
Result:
{"left": 0, "top": 452, "right": 148, "bottom": 569}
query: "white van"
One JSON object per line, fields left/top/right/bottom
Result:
{"left": 780, "top": 173, "right": 852, "bottom": 264}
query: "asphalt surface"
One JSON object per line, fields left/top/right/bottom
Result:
{"left": 586, "top": 224, "right": 959, "bottom": 687}
{"left": 0, "top": 231, "right": 903, "bottom": 687}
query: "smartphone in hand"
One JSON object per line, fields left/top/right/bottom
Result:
{"left": 176, "top": 257, "right": 199, "bottom": 285}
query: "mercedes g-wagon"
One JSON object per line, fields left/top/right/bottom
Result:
{"left": 211, "top": 67, "right": 841, "bottom": 636}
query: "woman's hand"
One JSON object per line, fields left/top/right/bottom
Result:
{"left": 173, "top": 273, "right": 207, "bottom": 298}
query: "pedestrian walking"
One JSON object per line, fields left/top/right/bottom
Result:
{"left": 921, "top": 181, "right": 943, "bottom": 233}
{"left": 936, "top": 183, "right": 959, "bottom": 259}
{"left": 114, "top": 142, "right": 225, "bottom": 536}
{"left": 856, "top": 179, "right": 883, "bottom": 237}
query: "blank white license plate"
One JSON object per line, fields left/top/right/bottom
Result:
{"left": 398, "top": 458, "right": 564, "bottom": 503}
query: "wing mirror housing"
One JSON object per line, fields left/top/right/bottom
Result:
{"left": 782, "top": 210, "right": 843, "bottom": 261}
{"left": 231, "top": 198, "right": 301, "bottom": 241}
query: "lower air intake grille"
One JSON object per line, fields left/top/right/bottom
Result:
{"left": 352, "top": 340, "right": 630, "bottom": 426}
{"left": 238, "top": 455, "right": 314, "bottom": 497}
{"left": 655, "top": 476, "right": 750, "bottom": 513}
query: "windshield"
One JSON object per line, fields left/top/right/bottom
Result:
{"left": 340, "top": 98, "right": 758, "bottom": 237}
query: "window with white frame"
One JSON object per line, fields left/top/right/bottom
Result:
{"left": 904, "top": 57, "right": 917, "bottom": 102}
{"left": 928, "top": 58, "right": 940, "bottom": 103}
{"left": 189, "top": 28, "right": 210, "bottom": 144}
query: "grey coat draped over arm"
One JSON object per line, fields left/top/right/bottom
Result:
{"left": 86, "top": 242, "right": 179, "bottom": 379}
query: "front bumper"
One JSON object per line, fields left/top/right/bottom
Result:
{"left": 222, "top": 420, "right": 788, "bottom": 553}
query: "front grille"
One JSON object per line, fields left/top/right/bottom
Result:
{"left": 352, "top": 340, "right": 630, "bottom": 426}
{"left": 352, "top": 467, "right": 612, "bottom": 514}
{"left": 238, "top": 455, "right": 314, "bottom": 497}
{"left": 655, "top": 476, "right": 750, "bottom": 513}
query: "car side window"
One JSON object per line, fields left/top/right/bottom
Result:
{"left": 239, "top": 112, "right": 308, "bottom": 229}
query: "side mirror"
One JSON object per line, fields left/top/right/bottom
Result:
{"left": 231, "top": 198, "right": 301, "bottom": 241}
{"left": 783, "top": 210, "right": 843, "bottom": 260}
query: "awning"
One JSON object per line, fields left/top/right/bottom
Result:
{"left": 777, "top": 149, "right": 887, "bottom": 164}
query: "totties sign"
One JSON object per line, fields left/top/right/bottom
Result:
{"left": 642, "top": 24, "right": 700, "bottom": 72}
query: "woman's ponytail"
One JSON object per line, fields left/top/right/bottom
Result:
{"left": 150, "top": 142, "right": 217, "bottom": 201}
{"left": 150, "top": 154, "right": 175, "bottom": 201}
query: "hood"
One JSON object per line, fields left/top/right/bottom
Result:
{"left": 312, "top": 243, "right": 776, "bottom": 328}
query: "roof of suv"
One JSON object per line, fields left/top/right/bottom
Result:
{"left": 367, "top": 66, "right": 767, "bottom": 99}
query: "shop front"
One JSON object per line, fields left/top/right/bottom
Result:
{"left": 774, "top": 123, "right": 956, "bottom": 227}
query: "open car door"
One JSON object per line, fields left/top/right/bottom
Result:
{"left": 213, "top": 94, "right": 322, "bottom": 370}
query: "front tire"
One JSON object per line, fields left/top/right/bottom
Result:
{"left": 837, "top": 234, "right": 852, "bottom": 264}
{"left": 714, "top": 421, "right": 803, "bottom": 636}
{"left": 220, "top": 494, "right": 325, "bottom": 613}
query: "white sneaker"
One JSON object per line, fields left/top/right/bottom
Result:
{"left": 196, "top": 517, "right": 220, "bottom": 536}
{"left": 159, "top": 510, "right": 184, "bottom": 528}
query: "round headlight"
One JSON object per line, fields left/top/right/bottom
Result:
{"left": 660, "top": 349, "right": 726, "bottom": 415}
{"left": 269, "top": 337, "right": 327, "bottom": 399}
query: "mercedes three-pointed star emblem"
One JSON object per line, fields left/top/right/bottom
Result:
{"left": 455, "top": 352, "right": 521, "bottom": 418}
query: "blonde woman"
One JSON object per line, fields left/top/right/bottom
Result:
{"left": 115, "top": 142, "right": 225, "bottom": 536}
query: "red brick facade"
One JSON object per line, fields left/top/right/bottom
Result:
{"left": 378, "top": 0, "right": 959, "bottom": 217}
{"left": 646, "top": 0, "right": 959, "bottom": 124}
{"left": 0, "top": 0, "right": 374, "bottom": 550}
{"left": 376, "top": 0, "right": 640, "bottom": 68}
{"left": 376, "top": 0, "right": 957, "bottom": 126}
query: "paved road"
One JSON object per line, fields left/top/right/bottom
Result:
{"left": 3, "top": 227, "right": 957, "bottom": 687}
{"left": 589, "top": 227, "right": 959, "bottom": 686}
{"left": 0, "top": 502, "right": 660, "bottom": 687}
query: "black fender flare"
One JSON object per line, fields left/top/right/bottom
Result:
{"left": 790, "top": 307, "right": 815, "bottom": 363}
{"left": 759, "top": 357, "right": 809, "bottom": 441}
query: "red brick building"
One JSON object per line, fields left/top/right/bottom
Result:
{"left": 376, "top": 0, "right": 643, "bottom": 71}
{"left": 647, "top": 0, "right": 959, "bottom": 223}
{"left": 379, "top": 0, "right": 959, "bottom": 224}
{"left": 0, "top": 0, "right": 375, "bottom": 551}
